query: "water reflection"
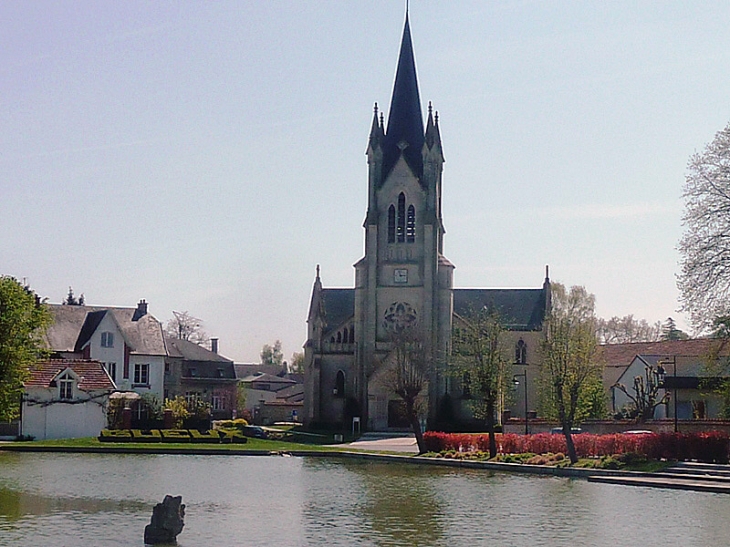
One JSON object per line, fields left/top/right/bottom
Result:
{"left": 1, "top": 452, "right": 730, "bottom": 546}
{"left": 0, "top": 487, "right": 147, "bottom": 519}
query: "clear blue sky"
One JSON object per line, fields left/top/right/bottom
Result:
{"left": 4, "top": 1, "right": 730, "bottom": 362}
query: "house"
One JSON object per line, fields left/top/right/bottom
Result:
{"left": 601, "top": 339, "right": 730, "bottom": 420}
{"left": 237, "top": 371, "right": 304, "bottom": 425}
{"left": 44, "top": 300, "right": 167, "bottom": 401}
{"left": 164, "top": 336, "right": 238, "bottom": 420}
{"left": 21, "top": 359, "right": 115, "bottom": 440}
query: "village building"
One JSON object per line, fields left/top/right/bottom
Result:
{"left": 303, "top": 13, "right": 550, "bottom": 432}
{"left": 21, "top": 359, "right": 115, "bottom": 440}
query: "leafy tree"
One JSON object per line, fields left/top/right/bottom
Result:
{"left": 540, "top": 283, "right": 601, "bottom": 463}
{"left": 165, "top": 311, "right": 209, "bottom": 347}
{"left": 62, "top": 286, "right": 84, "bottom": 306}
{"left": 612, "top": 363, "right": 669, "bottom": 422}
{"left": 163, "top": 396, "right": 191, "bottom": 429}
{"left": 451, "top": 307, "right": 511, "bottom": 458}
{"left": 0, "top": 277, "right": 51, "bottom": 421}
{"left": 378, "top": 328, "right": 430, "bottom": 454}
{"left": 700, "top": 318, "right": 730, "bottom": 418}
{"left": 678, "top": 122, "right": 730, "bottom": 331}
{"left": 289, "top": 352, "right": 305, "bottom": 374}
{"left": 260, "top": 340, "right": 284, "bottom": 367}
{"left": 597, "top": 315, "right": 661, "bottom": 344}
{"left": 661, "top": 317, "right": 689, "bottom": 341}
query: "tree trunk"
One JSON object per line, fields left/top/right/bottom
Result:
{"left": 486, "top": 400, "right": 497, "bottom": 459}
{"left": 406, "top": 399, "right": 425, "bottom": 454}
{"left": 563, "top": 426, "right": 578, "bottom": 464}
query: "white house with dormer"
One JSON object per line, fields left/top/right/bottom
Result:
{"left": 21, "top": 359, "right": 115, "bottom": 440}
{"left": 44, "top": 300, "right": 167, "bottom": 400}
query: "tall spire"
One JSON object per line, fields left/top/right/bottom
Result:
{"left": 382, "top": 10, "right": 424, "bottom": 182}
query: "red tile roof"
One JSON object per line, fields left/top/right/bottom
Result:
{"left": 598, "top": 339, "right": 730, "bottom": 387}
{"left": 26, "top": 360, "right": 115, "bottom": 391}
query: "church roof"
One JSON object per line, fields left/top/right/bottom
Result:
{"left": 453, "top": 288, "right": 547, "bottom": 331}
{"left": 382, "top": 12, "right": 424, "bottom": 184}
{"left": 320, "top": 289, "right": 355, "bottom": 333}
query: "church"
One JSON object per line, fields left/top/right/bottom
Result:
{"left": 303, "top": 13, "right": 550, "bottom": 432}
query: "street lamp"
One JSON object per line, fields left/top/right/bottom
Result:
{"left": 513, "top": 370, "right": 529, "bottom": 435}
{"left": 657, "top": 357, "right": 678, "bottom": 433}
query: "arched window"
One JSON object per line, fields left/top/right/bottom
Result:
{"left": 406, "top": 205, "right": 415, "bottom": 242}
{"left": 515, "top": 340, "right": 527, "bottom": 364}
{"left": 348, "top": 326, "right": 355, "bottom": 343}
{"left": 334, "top": 370, "right": 345, "bottom": 397}
{"left": 387, "top": 205, "right": 396, "bottom": 243}
{"left": 330, "top": 336, "right": 335, "bottom": 343}
{"left": 336, "top": 332, "right": 342, "bottom": 343}
{"left": 397, "top": 193, "right": 406, "bottom": 243}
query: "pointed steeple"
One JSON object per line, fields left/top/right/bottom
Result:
{"left": 368, "top": 103, "right": 384, "bottom": 150}
{"left": 382, "top": 10, "right": 424, "bottom": 183}
{"left": 424, "top": 101, "right": 443, "bottom": 154}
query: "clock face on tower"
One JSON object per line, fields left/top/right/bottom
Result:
{"left": 394, "top": 268, "right": 408, "bottom": 284}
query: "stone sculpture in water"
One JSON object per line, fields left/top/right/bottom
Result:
{"left": 144, "top": 495, "right": 185, "bottom": 544}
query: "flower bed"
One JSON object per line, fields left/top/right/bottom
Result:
{"left": 423, "top": 430, "right": 730, "bottom": 463}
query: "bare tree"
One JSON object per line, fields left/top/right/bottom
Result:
{"left": 451, "top": 307, "right": 511, "bottom": 458}
{"left": 540, "top": 283, "right": 601, "bottom": 464}
{"left": 597, "top": 315, "right": 661, "bottom": 344}
{"left": 678, "top": 122, "right": 730, "bottom": 332}
{"left": 165, "top": 311, "right": 209, "bottom": 347}
{"left": 612, "top": 363, "right": 669, "bottom": 422}
{"left": 378, "top": 328, "right": 430, "bottom": 454}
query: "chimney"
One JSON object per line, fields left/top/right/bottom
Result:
{"left": 211, "top": 338, "right": 219, "bottom": 354}
{"left": 132, "top": 299, "right": 148, "bottom": 321}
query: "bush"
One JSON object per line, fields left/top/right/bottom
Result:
{"left": 423, "top": 430, "right": 730, "bottom": 463}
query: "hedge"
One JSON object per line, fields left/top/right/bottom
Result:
{"left": 422, "top": 431, "right": 730, "bottom": 464}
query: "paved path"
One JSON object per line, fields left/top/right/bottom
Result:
{"left": 342, "top": 433, "right": 419, "bottom": 453}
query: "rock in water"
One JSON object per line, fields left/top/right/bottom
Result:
{"left": 144, "top": 495, "right": 185, "bottom": 544}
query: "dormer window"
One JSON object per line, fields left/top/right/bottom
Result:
{"left": 59, "top": 372, "right": 74, "bottom": 400}
{"left": 101, "top": 332, "right": 114, "bottom": 348}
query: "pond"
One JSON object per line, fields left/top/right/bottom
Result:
{"left": 0, "top": 451, "right": 728, "bottom": 546}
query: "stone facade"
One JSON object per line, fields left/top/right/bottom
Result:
{"left": 304, "top": 14, "right": 550, "bottom": 432}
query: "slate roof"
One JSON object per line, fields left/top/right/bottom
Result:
{"left": 165, "top": 336, "right": 232, "bottom": 363}
{"left": 453, "top": 288, "right": 547, "bottom": 331}
{"left": 234, "top": 363, "right": 288, "bottom": 380}
{"left": 45, "top": 304, "right": 166, "bottom": 356}
{"left": 26, "top": 359, "right": 115, "bottom": 391}
{"left": 315, "top": 286, "right": 547, "bottom": 333}
{"left": 382, "top": 12, "right": 424, "bottom": 183}
{"left": 320, "top": 289, "right": 356, "bottom": 333}
{"left": 241, "top": 372, "right": 297, "bottom": 386}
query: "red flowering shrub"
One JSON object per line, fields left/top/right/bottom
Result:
{"left": 424, "top": 430, "right": 730, "bottom": 462}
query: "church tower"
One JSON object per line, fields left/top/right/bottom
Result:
{"left": 353, "top": 11, "right": 454, "bottom": 429}
{"left": 303, "top": 11, "right": 549, "bottom": 432}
